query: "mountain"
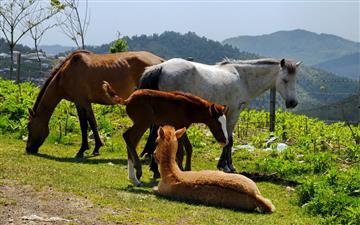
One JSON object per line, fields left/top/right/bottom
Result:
{"left": 223, "top": 29, "right": 360, "bottom": 65}
{"left": 87, "top": 31, "right": 259, "bottom": 64}
{"left": 39, "top": 44, "right": 74, "bottom": 55}
{"left": 313, "top": 53, "right": 360, "bottom": 80}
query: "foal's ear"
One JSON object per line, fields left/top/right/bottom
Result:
{"left": 158, "top": 126, "right": 165, "bottom": 139}
{"left": 209, "top": 104, "right": 219, "bottom": 117}
{"left": 223, "top": 105, "right": 229, "bottom": 115}
{"left": 28, "top": 108, "right": 35, "bottom": 117}
{"left": 175, "top": 127, "right": 186, "bottom": 139}
{"left": 280, "top": 59, "right": 285, "bottom": 68}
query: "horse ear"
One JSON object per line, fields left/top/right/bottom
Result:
{"left": 158, "top": 126, "right": 165, "bottom": 139}
{"left": 28, "top": 108, "right": 35, "bottom": 117}
{"left": 209, "top": 104, "right": 219, "bottom": 117}
{"left": 175, "top": 127, "right": 186, "bottom": 139}
{"left": 223, "top": 105, "right": 229, "bottom": 115}
{"left": 280, "top": 59, "right": 285, "bottom": 68}
{"left": 296, "top": 61, "right": 302, "bottom": 67}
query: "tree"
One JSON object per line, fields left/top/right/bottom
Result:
{"left": 58, "top": 0, "right": 90, "bottom": 49}
{"left": 0, "top": 0, "right": 62, "bottom": 79}
{"left": 28, "top": 5, "right": 59, "bottom": 76}
{"left": 109, "top": 32, "right": 128, "bottom": 53}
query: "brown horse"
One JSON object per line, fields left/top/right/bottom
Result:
{"left": 26, "top": 50, "right": 164, "bottom": 157}
{"left": 102, "top": 82, "right": 228, "bottom": 185}
{"left": 153, "top": 125, "right": 275, "bottom": 213}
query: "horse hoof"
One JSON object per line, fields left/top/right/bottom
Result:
{"left": 136, "top": 170, "right": 142, "bottom": 180}
{"left": 130, "top": 177, "right": 141, "bottom": 186}
{"left": 221, "top": 165, "right": 231, "bottom": 173}
{"left": 229, "top": 164, "right": 236, "bottom": 173}
{"left": 92, "top": 151, "right": 100, "bottom": 156}
{"left": 75, "top": 153, "right": 84, "bottom": 158}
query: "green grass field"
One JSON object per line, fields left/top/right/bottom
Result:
{"left": 0, "top": 133, "right": 319, "bottom": 225}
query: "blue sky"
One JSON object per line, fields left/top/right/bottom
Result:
{"left": 19, "top": 0, "right": 360, "bottom": 46}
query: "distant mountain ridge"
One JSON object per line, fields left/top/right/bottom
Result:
{"left": 223, "top": 29, "right": 360, "bottom": 65}
{"left": 313, "top": 52, "right": 360, "bottom": 80}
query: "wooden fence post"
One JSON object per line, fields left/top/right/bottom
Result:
{"left": 269, "top": 87, "right": 276, "bottom": 132}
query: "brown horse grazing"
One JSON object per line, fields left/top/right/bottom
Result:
{"left": 26, "top": 50, "right": 164, "bottom": 157}
{"left": 153, "top": 125, "right": 275, "bottom": 213}
{"left": 102, "top": 82, "right": 228, "bottom": 185}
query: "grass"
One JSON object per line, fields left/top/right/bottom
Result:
{"left": 0, "top": 132, "right": 319, "bottom": 225}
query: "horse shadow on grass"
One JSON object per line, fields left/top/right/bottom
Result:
{"left": 33, "top": 152, "right": 129, "bottom": 166}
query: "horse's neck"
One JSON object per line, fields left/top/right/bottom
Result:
{"left": 236, "top": 65, "right": 279, "bottom": 100}
{"left": 35, "top": 80, "right": 63, "bottom": 124}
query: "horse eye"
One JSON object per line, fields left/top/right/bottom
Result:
{"left": 282, "top": 78, "right": 289, "bottom": 84}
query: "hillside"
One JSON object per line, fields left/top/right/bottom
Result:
{"left": 39, "top": 44, "right": 74, "bottom": 55}
{"left": 0, "top": 38, "right": 34, "bottom": 53}
{"left": 87, "top": 31, "right": 259, "bottom": 64}
{"left": 251, "top": 66, "right": 358, "bottom": 120}
{"left": 223, "top": 29, "right": 360, "bottom": 66}
{"left": 296, "top": 94, "right": 358, "bottom": 122}
{"left": 313, "top": 52, "right": 360, "bottom": 80}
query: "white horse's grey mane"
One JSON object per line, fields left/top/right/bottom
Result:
{"left": 217, "top": 58, "right": 280, "bottom": 66}
{"left": 217, "top": 58, "right": 298, "bottom": 74}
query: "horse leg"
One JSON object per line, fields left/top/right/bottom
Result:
{"left": 123, "top": 124, "right": 147, "bottom": 185}
{"left": 217, "top": 149, "right": 230, "bottom": 172}
{"left": 217, "top": 110, "right": 238, "bottom": 172}
{"left": 226, "top": 136, "right": 235, "bottom": 172}
{"left": 225, "top": 109, "right": 242, "bottom": 172}
{"left": 75, "top": 105, "right": 89, "bottom": 158}
{"left": 140, "top": 124, "right": 159, "bottom": 158}
{"left": 150, "top": 154, "right": 160, "bottom": 179}
{"left": 84, "top": 103, "right": 104, "bottom": 156}
{"left": 183, "top": 133, "right": 193, "bottom": 171}
{"left": 176, "top": 138, "right": 185, "bottom": 171}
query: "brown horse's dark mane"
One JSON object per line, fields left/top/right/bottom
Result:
{"left": 32, "top": 50, "right": 92, "bottom": 112}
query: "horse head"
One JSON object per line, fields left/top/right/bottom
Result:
{"left": 275, "top": 59, "right": 302, "bottom": 109}
{"left": 26, "top": 108, "right": 49, "bottom": 154}
{"left": 154, "top": 125, "right": 186, "bottom": 164}
{"left": 207, "top": 104, "right": 229, "bottom": 146}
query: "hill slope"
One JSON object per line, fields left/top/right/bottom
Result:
{"left": 313, "top": 53, "right": 360, "bottom": 80}
{"left": 223, "top": 29, "right": 360, "bottom": 65}
{"left": 87, "top": 31, "right": 258, "bottom": 64}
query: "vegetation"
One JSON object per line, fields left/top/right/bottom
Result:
{"left": 109, "top": 38, "right": 128, "bottom": 53}
{"left": 0, "top": 78, "right": 359, "bottom": 224}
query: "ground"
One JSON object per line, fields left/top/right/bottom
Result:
{"left": 0, "top": 179, "right": 117, "bottom": 225}
{"left": 0, "top": 135, "right": 319, "bottom": 225}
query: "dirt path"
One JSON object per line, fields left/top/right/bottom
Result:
{"left": 0, "top": 179, "right": 118, "bottom": 225}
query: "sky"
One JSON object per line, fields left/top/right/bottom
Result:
{"left": 17, "top": 0, "right": 360, "bottom": 47}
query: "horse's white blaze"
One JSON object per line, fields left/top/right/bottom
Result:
{"left": 128, "top": 159, "right": 141, "bottom": 186}
{"left": 218, "top": 115, "right": 228, "bottom": 145}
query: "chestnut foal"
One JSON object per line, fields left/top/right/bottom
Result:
{"left": 154, "top": 125, "right": 275, "bottom": 213}
{"left": 102, "top": 82, "right": 228, "bottom": 185}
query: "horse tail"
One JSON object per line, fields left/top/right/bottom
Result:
{"left": 102, "top": 81, "right": 126, "bottom": 105}
{"left": 139, "top": 65, "right": 163, "bottom": 90}
{"left": 255, "top": 194, "right": 275, "bottom": 213}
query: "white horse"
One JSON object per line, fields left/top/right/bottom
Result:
{"left": 140, "top": 58, "right": 302, "bottom": 175}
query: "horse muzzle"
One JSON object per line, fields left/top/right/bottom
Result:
{"left": 286, "top": 99, "right": 298, "bottom": 109}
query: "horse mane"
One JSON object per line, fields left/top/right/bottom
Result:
{"left": 217, "top": 58, "right": 279, "bottom": 66}
{"left": 217, "top": 58, "right": 297, "bottom": 74}
{"left": 32, "top": 50, "right": 92, "bottom": 112}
